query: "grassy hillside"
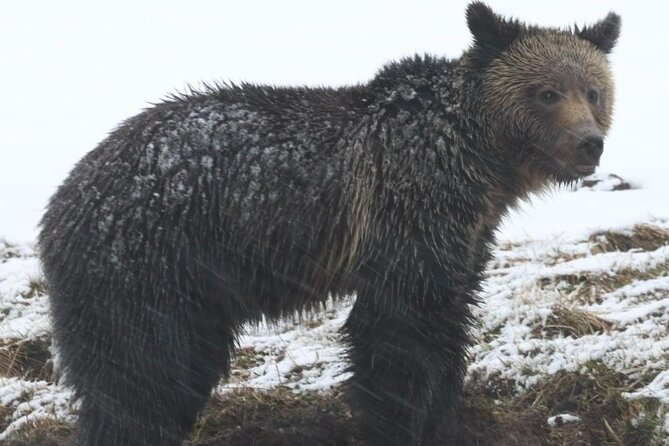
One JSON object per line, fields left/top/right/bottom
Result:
{"left": 2, "top": 222, "right": 668, "bottom": 445}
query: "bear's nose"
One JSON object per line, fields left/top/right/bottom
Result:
{"left": 581, "top": 135, "right": 604, "bottom": 162}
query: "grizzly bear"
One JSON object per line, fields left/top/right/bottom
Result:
{"left": 39, "top": 2, "right": 620, "bottom": 445}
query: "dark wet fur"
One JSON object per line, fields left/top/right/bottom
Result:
{"left": 39, "top": 3, "right": 619, "bottom": 445}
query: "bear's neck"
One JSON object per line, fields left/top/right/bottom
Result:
{"left": 455, "top": 56, "right": 553, "bottom": 202}
{"left": 367, "top": 54, "right": 550, "bottom": 223}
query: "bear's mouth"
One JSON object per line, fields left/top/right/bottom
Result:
{"left": 574, "top": 164, "right": 597, "bottom": 176}
{"left": 546, "top": 157, "right": 599, "bottom": 182}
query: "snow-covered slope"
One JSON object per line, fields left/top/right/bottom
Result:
{"left": 2, "top": 1, "right": 668, "bottom": 443}
{"left": 1, "top": 217, "right": 668, "bottom": 444}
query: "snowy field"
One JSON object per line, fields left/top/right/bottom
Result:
{"left": 2, "top": 0, "right": 669, "bottom": 444}
{"left": 2, "top": 214, "right": 669, "bottom": 444}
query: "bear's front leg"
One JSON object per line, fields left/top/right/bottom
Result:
{"left": 343, "top": 283, "right": 472, "bottom": 446}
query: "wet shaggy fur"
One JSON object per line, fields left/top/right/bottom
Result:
{"left": 39, "top": 3, "right": 620, "bottom": 446}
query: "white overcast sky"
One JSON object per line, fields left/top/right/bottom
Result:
{"left": 1, "top": 1, "right": 668, "bottom": 241}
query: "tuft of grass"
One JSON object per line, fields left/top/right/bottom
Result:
{"left": 0, "top": 338, "right": 54, "bottom": 382}
{"left": 187, "top": 387, "right": 360, "bottom": 446}
{"left": 523, "top": 361, "right": 662, "bottom": 446}
{"left": 542, "top": 305, "right": 613, "bottom": 338}
{"left": 304, "top": 319, "right": 324, "bottom": 329}
{"left": 540, "top": 262, "right": 669, "bottom": 306}
{"left": 461, "top": 361, "right": 664, "bottom": 446}
{"left": 0, "top": 403, "right": 11, "bottom": 436}
{"left": 0, "top": 241, "right": 22, "bottom": 262}
{"left": 535, "top": 224, "right": 669, "bottom": 305}
{"left": 22, "top": 277, "right": 47, "bottom": 299}
{"left": 589, "top": 225, "right": 669, "bottom": 254}
{"left": 231, "top": 347, "right": 262, "bottom": 370}
{"left": 2, "top": 420, "right": 74, "bottom": 446}
{"left": 624, "top": 404, "right": 666, "bottom": 446}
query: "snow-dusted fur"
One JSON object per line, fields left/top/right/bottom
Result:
{"left": 39, "top": 3, "right": 620, "bottom": 445}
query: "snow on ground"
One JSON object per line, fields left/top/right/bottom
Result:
{"left": 547, "top": 414, "right": 581, "bottom": 427}
{"left": 1, "top": 209, "right": 668, "bottom": 442}
{"left": 220, "top": 300, "right": 354, "bottom": 393}
{"left": 0, "top": 241, "right": 75, "bottom": 441}
{"left": 2, "top": 1, "right": 668, "bottom": 443}
{"left": 499, "top": 186, "right": 669, "bottom": 245}
{"left": 470, "top": 227, "right": 669, "bottom": 388}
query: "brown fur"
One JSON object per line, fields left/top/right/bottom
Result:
{"left": 477, "top": 27, "right": 617, "bottom": 192}
{"left": 38, "top": 3, "right": 620, "bottom": 445}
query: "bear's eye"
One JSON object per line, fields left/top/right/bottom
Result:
{"left": 587, "top": 89, "right": 599, "bottom": 104}
{"left": 539, "top": 90, "right": 559, "bottom": 105}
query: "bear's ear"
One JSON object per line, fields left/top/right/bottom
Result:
{"left": 576, "top": 13, "right": 621, "bottom": 54}
{"left": 466, "top": 2, "right": 522, "bottom": 64}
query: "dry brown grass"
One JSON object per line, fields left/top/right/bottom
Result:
{"left": 0, "top": 338, "right": 53, "bottom": 381}
{"left": 0, "top": 241, "right": 22, "bottom": 262}
{"left": 589, "top": 225, "right": 669, "bottom": 254}
{"left": 187, "top": 387, "right": 361, "bottom": 446}
{"left": 4, "top": 366, "right": 664, "bottom": 446}
{"left": 2, "top": 420, "right": 74, "bottom": 446}
{"left": 541, "top": 261, "right": 669, "bottom": 306}
{"left": 461, "top": 362, "right": 664, "bottom": 446}
{"left": 542, "top": 305, "right": 613, "bottom": 338}
{"left": 4, "top": 224, "right": 669, "bottom": 445}
{"left": 524, "top": 362, "right": 664, "bottom": 446}
{"left": 22, "top": 277, "right": 47, "bottom": 299}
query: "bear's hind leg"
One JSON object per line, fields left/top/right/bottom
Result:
{"left": 56, "top": 278, "right": 236, "bottom": 446}
{"left": 72, "top": 321, "right": 234, "bottom": 445}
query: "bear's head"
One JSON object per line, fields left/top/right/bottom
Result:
{"left": 465, "top": 2, "right": 621, "bottom": 184}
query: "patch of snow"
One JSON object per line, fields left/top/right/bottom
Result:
{"left": 574, "top": 172, "right": 631, "bottom": 192}
{"left": 0, "top": 245, "right": 51, "bottom": 341}
{"left": 599, "top": 297, "right": 669, "bottom": 326}
{"left": 0, "top": 378, "right": 75, "bottom": 441}
{"left": 624, "top": 371, "right": 669, "bottom": 405}
{"left": 219, "top": 298, "right": 353, "bottom": 393}
{"left": 547, "top": 413, "right": 581, "bottom": 427}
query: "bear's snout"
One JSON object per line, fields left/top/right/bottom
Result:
{"left": 578, "top": 133, "right": 604, "bottom": 166}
